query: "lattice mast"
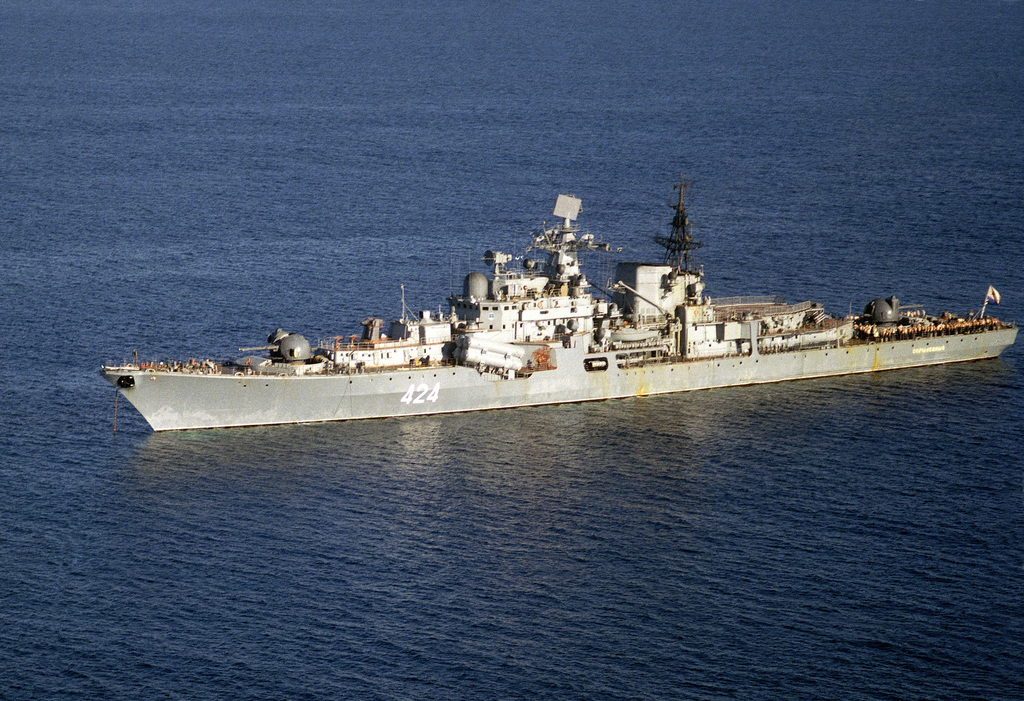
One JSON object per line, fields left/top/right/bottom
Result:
{"left": 654, "top": 177, "right": 702, "bottom": 272}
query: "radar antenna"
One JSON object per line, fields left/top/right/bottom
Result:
{"left": 654, "top": 176, "right": 702, "bottom": 272}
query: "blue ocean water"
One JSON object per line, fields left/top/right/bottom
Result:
{"left": 2, "top": 0, "right": 1023, "bottom": 698}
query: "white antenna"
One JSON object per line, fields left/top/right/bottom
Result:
{"left": 401, "top": 284, "right": 415, "bottom": 321}
{"left": 553, "top": 194, "right": 582, "bottom": 228}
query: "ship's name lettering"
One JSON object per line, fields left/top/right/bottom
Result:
{"left": 400, "top": 382, "right": 440, "bottom": 405}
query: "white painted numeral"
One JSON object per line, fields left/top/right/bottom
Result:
{"left": 400, "top": 385, "right": 416, "bottom": 404}
{"left": 400, "top": 382, "right": 440, "bottom": 405}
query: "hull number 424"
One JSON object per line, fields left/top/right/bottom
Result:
{"left": 400, "top": 383, "right": 440, "bottom": 405}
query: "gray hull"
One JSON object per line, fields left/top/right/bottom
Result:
{"left": 103, "top": 327, "right": 1017, "bottom": 431}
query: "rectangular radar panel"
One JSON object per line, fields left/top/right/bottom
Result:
{"left": 553, "top": 194, "right": 582, "bottom": 222}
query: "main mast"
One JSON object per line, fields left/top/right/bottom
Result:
{"left": 654, "top": 176, "right": 702, "bottom": 272}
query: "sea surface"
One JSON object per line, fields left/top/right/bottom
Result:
{"left": 2, "top": 0, "right": 1023, "bottom": 698}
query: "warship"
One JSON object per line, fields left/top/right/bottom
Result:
{"left": 103, "top": 183, "right": 1017, "bottom": 431}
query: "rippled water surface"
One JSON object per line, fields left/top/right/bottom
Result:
{"left": 2, "top": 1, "right": 1022, "bottom": 698}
